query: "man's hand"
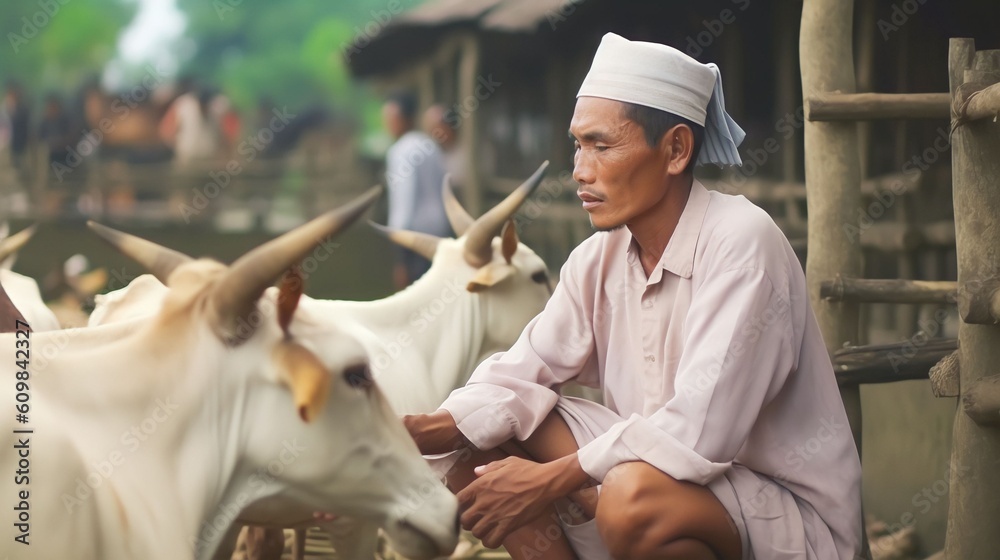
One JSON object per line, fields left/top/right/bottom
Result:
{"left": 403, "top": 410, "right": 466, "bottom": 455}
{"left": 457, "top": 454, "right": 591, "bottom": 549}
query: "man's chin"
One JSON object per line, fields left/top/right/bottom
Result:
{"left": 590, "top": 219, "right": 626, "bottom": 233}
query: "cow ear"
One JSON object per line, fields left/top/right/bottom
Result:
{"left": 277, "top": 266, "right": 304, "bottom": 338}
{"left": 466, "top": 263, "right": 516, "bottom": 292}
{"left": 501, "top": 219, "right": 518, "bottom": 265}
{"left": 273, "top": 341, "right": 330, "bottom": 423}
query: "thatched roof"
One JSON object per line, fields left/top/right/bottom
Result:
{"left": 346, "top": 0, "right": 578, "bottom": 77}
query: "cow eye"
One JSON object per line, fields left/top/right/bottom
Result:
{"left": 343, "top": 364, "right": 373, "bottom": 390}
{"left": 531, "top": 271, "right": 548, "bottom": 284}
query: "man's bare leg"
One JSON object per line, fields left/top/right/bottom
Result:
{"left": 446, "top": 445, "right": 579, "bottom": 560}
{"left": 503, "top": 412, "right": 599, "bottom": 520}
{"left": 496, "top": 412, "right": 742, "bottom": 560}
{"left": 596, "top": 462, "right": 742, "bottom": 560}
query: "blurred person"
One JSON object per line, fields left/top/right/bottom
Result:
{"left": 382, "top": 91, "right": 450, "bottom": 289}
{"left": 159, "top": 81, "right": 224, "bottom": 218}
{"left": 38, "top": 94, "right": 78, "bottom": 169}
{"left": 3, "top": 82, "right": 32, "bottom": 183}
{"left": 210, "top": 93, "right": 242, "bottom": 156}
{"left": 159, "top": 82, "right": 223, "bottom": 168}
{"left": 422, "top": 103, "right": 468, "bottom": 188}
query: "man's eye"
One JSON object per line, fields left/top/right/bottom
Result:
{"left": 595, "top": 145, "right": 609, "bottom": 152}
{"left": 573, "top": 141, "right": 581, "bottom": 151}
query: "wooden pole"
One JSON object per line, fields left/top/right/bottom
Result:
{"left": 833, "top": 338, "right": 957, "bottom": 385}
{"left": 957, "top": 276, "right": 1000, "bottom": 325}
{"left": 800, "top": 0, "right": 864, "bottom": 450}
{"left": 820, "top": 277, "right": 957, "bottom": 304}
{"left": 945, "top": 37, "right": 1000, "bottom": 559}
{"left": 963, "top": 376, "right": 1000, "bottom": 427}
{"left": 954, "top": 81, "right": 1000, "bottom": 123}
{"left": 457, "top": 32, "right": 482, "bottom": 216}
{"left": 806, "top": 92, "right": 951, "bottom": 121}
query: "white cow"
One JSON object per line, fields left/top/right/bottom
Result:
{"left": 89, "top": 163, "right": 555, "bottom": 559}
{"left": 0, "top": 189, "right": 459, "bottom": 560}
{"left": 0, "top": 225, "right": 62, "bottom": 331}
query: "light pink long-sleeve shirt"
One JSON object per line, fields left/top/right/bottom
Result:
{"left": 441, "top": 180, "right": 863, "bottom": 559}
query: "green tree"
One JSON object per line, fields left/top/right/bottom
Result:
{"left": 1, "top": 0, "right": 136, "bottom": 94}
{"left": 174, "top": 0, "right": 425, "bottom": 131}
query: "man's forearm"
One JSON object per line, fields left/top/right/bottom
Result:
{"left": 543, "top": 453, "right": 595, "bottom": 501}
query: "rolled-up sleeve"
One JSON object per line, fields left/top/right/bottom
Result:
{"left": 577, "top": 266, "right": 794, "bottom": 483}
{"left": 440, "top": 254, "right": 597, "bottom": 451}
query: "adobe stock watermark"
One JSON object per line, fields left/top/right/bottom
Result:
{"left": 192, "top": 438, "right": 306, "bottom": 556}
{"left": 546, "top": 0, "right": 586, "bottom": 30}
{"left": 8, "top": 0, "right": 74, "bottom": 53}
{"left": 870, "top": 460, "right": 970, "bottom": 557}
{"left": 178, "top": 106, "right": 296, "bottom": 222}
{"left": 60, "top": 397, "right": 180, "bottom": 513}
{"left": 714, "top": 104, "right": 806, "bottom": 195}
{"left": 223, "top": 237, "right": 341, "bottom": 346}
{"left": 743, "top": 415, "right": 847, "bottom": 518}
{"left": 51, "top": 64, "right": 171, "bottom": 182}
{"left": 369, "top": 276, "right": 464, "bottom": 378}
{"left": 878, "top": 0, "right": 932, "bottom": 41}
{"left": 843, "top": 126, "right": 950, "bottom": 245}
{"left": 342, "top": 0, "right": 409, "bottom": 61}
{"left": 684, "top": 0, "right": 751, "bottom": 59}
{"left": 384, "top": 74, "right": 500, "bottom": 188}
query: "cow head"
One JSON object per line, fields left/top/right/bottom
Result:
{"left": 88, "top": 189, "right": 458, "bottom": 560}
{"left": 372, "top": 162, "right": 554, "bottom": 351}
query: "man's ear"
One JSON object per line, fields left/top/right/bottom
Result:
{"left": 661, "top": 124, "right": 695, "bottom": 176}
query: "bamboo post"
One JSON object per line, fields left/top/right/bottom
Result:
{"left": 833, "top": 338, "right": 957, "bottom": 385}
{"left": 945, "top": 37, "right": 1000, "bottom": 559}
{"left": 805, "top": 93, "right": 951, "bottom": 121}
{"left": 457, "top": 32, "right": 482, "bottom": 217}
{"left": 800, "top": 0, "right": 864, "bottom": 450}
{"left": 820, "top": 276, "right": 957, "bottom": 304}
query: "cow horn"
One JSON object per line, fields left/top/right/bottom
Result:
{"left": 87, "top": 222, "right": 192, "bottom": 284}
{"left": 442, "top": 174, "right": 474, "bottom": 236}
{"left": 463, "top": 161, "right": 548, "bottom": 268}
{"left": 0, "top": 224, "right": 37, "bottom": 264}
{"left": 369, "top": 222, "right": 441, "bottom": 261}
{"left": 210, "top": 186, "right": 381, "bottom": 342}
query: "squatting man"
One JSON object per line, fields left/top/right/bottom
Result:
{"left": 404, "top": 33, "right": 864, "bottom": 560}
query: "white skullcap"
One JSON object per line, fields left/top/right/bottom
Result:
{"left": 577, "top": 33, "right": 745, "bottom": 167}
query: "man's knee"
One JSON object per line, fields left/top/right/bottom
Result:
{"left": 595, "top": 463, "right": 686, "bottom": 559}
{"left": 597, "top": 463, "right": 670, "bottom": 559}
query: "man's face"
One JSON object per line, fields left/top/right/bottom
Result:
{"left": 569, "top": 97, "right": 674, "bottom": 231}
{"left": 382, "top": 102, "right": 413, "bottom": 140}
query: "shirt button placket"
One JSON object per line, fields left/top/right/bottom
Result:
{"left": 640, "top": 292, "right": 658, "bottom": 397}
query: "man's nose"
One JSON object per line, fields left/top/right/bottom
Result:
{"left": 573, "top": 152, "right": 596, "bottom": 185}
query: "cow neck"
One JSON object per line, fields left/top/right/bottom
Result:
{"left": 25, "top": 319, "right": 244, "bottom": 559}
{"left": 313, "top": 264, "right": 486, "bottom": 410}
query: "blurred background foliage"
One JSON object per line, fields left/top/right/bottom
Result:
{"left": 0, "top": 0, "right": 136, "bottom": 91}
{"left": 2, "top": 0, "right": 426, "bottom": 140}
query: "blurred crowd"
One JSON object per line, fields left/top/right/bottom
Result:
{"left": 0, "top": 77, "right": 337, "bottom": 217}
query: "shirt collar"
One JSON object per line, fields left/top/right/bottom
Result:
{"left": 625, "top": 179, "right": 711, "bottom": 281}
